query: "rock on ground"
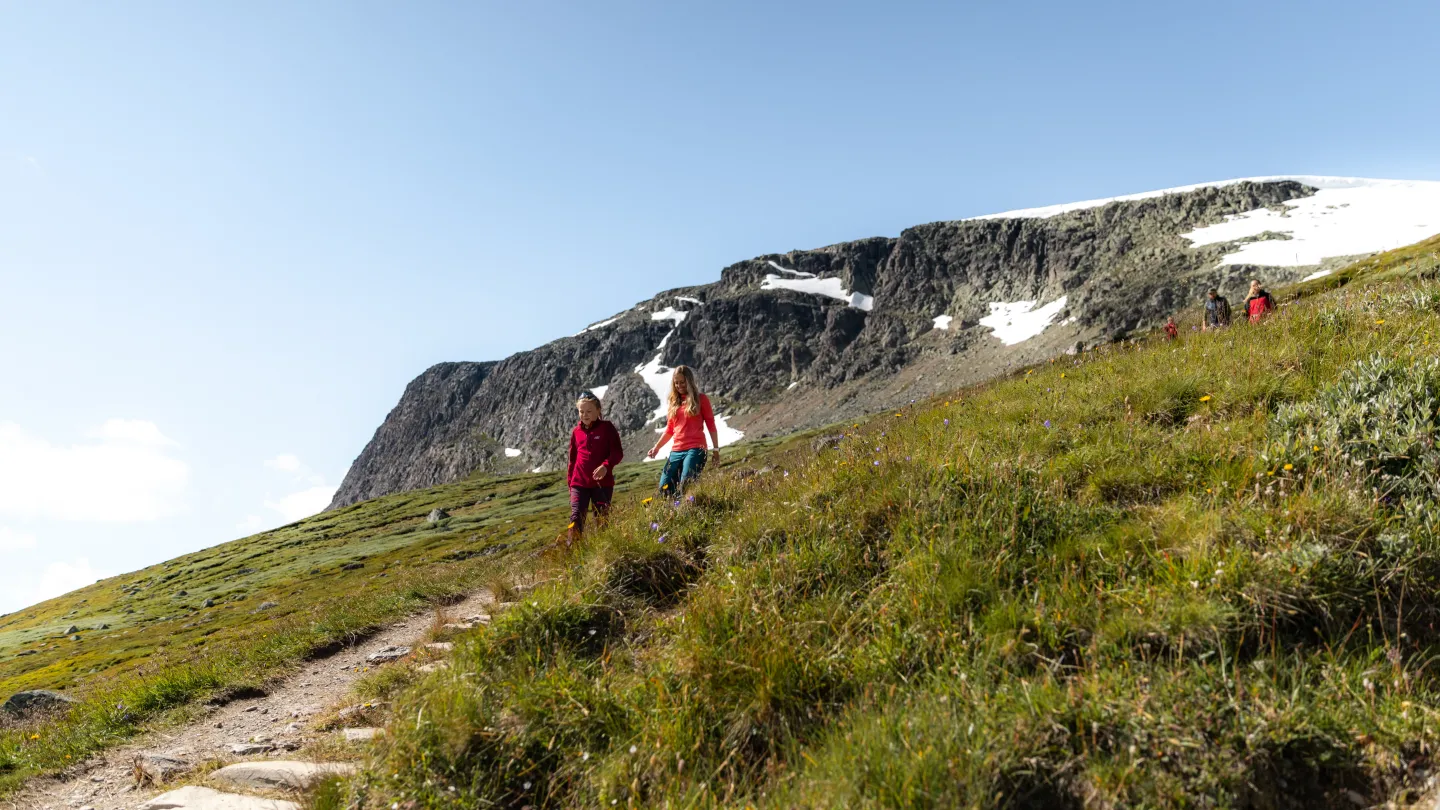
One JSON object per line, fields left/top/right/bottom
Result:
{"left": 137, "top": 753, "right": 190, "bottom": 783}
{"left": 365, "top": 645, "right": 410, "bottom": 663}
{"left": 2, "top": 689, "right": 77, "bottom": 716}
{"left": 137, "top": 785, "right": 299, "bottom": 809}
{"left": 209, "top": 760, "right": 357, "bottom": 791}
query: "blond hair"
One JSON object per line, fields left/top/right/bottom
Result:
{"left": 667, "top": 366, "right": 702, "bottom": 421}
{"left": 577, "top": 391, "right": 603, "bottom": 414}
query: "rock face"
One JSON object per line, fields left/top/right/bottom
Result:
{"left": 331, "top": 181, "right": 1319, "bottom": 508}
{"left": 2, "top": 689, "right": 77, "bottom": 716}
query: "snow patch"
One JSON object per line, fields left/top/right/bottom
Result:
{"left": 787, "top": 380, "right": 799, "bottom": 391}
{"left": 531, "top": 466, "right": 544, "bottom": 473}
{"left": 575, "top": 315, "right": 622, "bottom": 335}
{"left": 979, "top": 297, "right": 1069, "bottom": 345}
{"left": 675, "top": 295, "right": 703, "bottom": 305}
{"left": 650, "top": 307, "right": 689, "bottom": 326}
{"left": 589, "top": 385, "right": 609, "bottom": 400}
{"left": 504, "top": 448, "right": 522, "bottom": 458}
{"left": 1301, "top": 269, "right": 1333, "bottom": 282}
{"left": 932, "top": 314, "right": 953, "bottom": 331}
{"left": 766, "top": 260, "right": 816, "bottom": 278}
{"left": 1180, "top": 179, "right": 1440, "bottom": 267}
{"left": 714, "top": 413, "right": 745, "bottom": 447}
{"left": 635, "top": 350, "right": 675, "bottom": 424}
{"left": 761, "top": 274, "right": 874, "bottom": 311}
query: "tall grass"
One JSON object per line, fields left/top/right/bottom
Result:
{"left": 331, "top": 255, "right": 1440, "bottom": 807}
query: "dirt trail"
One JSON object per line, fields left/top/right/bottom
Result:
{"left": 8, "top": 589, "right": 496, "bottom": 810}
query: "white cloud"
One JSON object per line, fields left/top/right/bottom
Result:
{"left": 264, "top": 453, "right": 303, "bottom": 472}
{"left": 265, "top": 486, "right": 337, "bottom": 523}
{"left": 0, "top": 526, "right": 37, "bottom": 551}
{"left": 6, "top": 557, "right": 115, "bottom": 609}
{"left": 0, "top": 420, "right": 188, "bottom": 522}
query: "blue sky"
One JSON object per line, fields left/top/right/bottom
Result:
{"left": 2, "top": 0, "right": 1438, "bottom": 612}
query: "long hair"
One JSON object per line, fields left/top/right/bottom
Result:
{"left": 667, "top": 365, "right": 702, "bottom": 421}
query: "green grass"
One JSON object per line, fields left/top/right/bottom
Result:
{"left": 310, "top": 237, "right": 1440, "bottom": 808}
{"left": 0, "top": 421, "right": 813, "bottom": 794}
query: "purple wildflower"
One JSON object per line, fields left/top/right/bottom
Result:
{"left": 1044, "top": 420, "right": 1052, "bottom": 428}
{"left": 943, "top": 418, "right": 950, "bottom": 425}
{"left": 657, "top": 535, "right": 668, "bottom": 544}
{"left": 687, "top": 494, "right": 695, "bottom": 503}
{"left": 650, "top": 522, "right": 659, "bottom": 531}
{"left": 873, "top": 460, "right": 880, "bottom": 466}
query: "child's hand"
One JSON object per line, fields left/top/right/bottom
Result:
{"left": 646, "top": 447, "right": 658, "bottom": 459}
{"left": 592, "top": 464, "right": 608, "bottom": 481}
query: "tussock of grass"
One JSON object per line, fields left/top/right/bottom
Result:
{"left": 326, "top": 240, "right": 1440, "bottom": 808}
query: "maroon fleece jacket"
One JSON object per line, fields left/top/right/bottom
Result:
{"left": 568, "top": 418, "right": 624, "bottom": 488}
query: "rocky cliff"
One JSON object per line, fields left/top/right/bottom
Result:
{"left": 330, "top": 179, "right": 1339, "bottom": 508}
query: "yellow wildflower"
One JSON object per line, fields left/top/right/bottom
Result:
{"left": 1283, "top": 463, "right": 1293, "bottom": 471}
{"left": 1199, "top": 395, "right": 1212, "bottom": 402}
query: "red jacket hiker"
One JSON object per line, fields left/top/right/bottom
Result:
{"left": 568, "top": 418, "right": 623, "bottom": 489}
{"left": 1246, "top": 290, "right": 1275, "bottom": 323}
{"left": 657, "top": 393, "right": 717, "bottom": 453}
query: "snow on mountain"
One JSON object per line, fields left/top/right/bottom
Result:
{"left": 760, "top": 265, "right": 875, "bottom": 311}
{"left": 1181, "top": 179, "right": 1440, "bottom": 267}
{"left": 979, "top": 297, "right": 1070, "bottom": 345}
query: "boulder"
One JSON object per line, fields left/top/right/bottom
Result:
{"left": 426, "top": 508, "right": 449, "bottom": 523}
{"left": 137, "top": 785, "right": 298, "bottom": 810}
{"left": 209, "top": 760, "right": 357, "bottom": 791}
{"left": 2, "top": 689, "right": 77, "bottom": 716}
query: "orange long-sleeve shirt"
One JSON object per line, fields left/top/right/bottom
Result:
{"left": 658, "top": 393, "right": 717, "bottom": 452}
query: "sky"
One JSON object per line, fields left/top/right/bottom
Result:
{"left": 2, "top": 0, "right": 1439, "bottom": 613}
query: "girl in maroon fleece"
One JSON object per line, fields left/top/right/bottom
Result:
{"left": 567, "top": 391, "right": 623, "bottom": 545}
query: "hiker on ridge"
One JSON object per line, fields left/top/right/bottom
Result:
{"left": 647, "top": 365, "right": 720, "bottom": 499}
{"left": 1244, "top": 280, "right": 1276, "bottom": 323}
{"left": 567, "top": 391, "right": 623, "bottom": 546}
{"left": 1202, "top": 288, "right": 1231, "bottom": 330}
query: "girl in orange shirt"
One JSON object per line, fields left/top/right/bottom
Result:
{"left": 647, "top": 365, "right": 720, "bottom": 497}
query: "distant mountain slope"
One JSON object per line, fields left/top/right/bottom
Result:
{"left": 331, "top": 177, "right": 1440, "bottom": 508}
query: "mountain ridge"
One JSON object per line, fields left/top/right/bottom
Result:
{"left": 330, "top": 177, "right": 1440, "bottom": 508}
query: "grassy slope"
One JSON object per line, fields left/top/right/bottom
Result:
{"left": 319, "top": 238, "right": 1440, "bottom": 808}
{"left": 0, "top": 449, "right": 809, "bottom": 792}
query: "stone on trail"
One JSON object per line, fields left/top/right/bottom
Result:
{"left": 137, "top": 753, "right": 190, "bottom": 783}
{"left": 2, "top": 689, "right": 77, "bottom": 716}
{"left": 138, "top": 785, "right": 299, "bottom": 810}
{"left": 342, "top": 727, "right": 383, "bottom": 742}
{"left": 209, "top": 760, "right": 357, "bottom": 791}
{"left": 366, "top": 645, "right": 410, "bottom": 664}
{"left": 424, "top": 642, "right": 453, "bottom": 652}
